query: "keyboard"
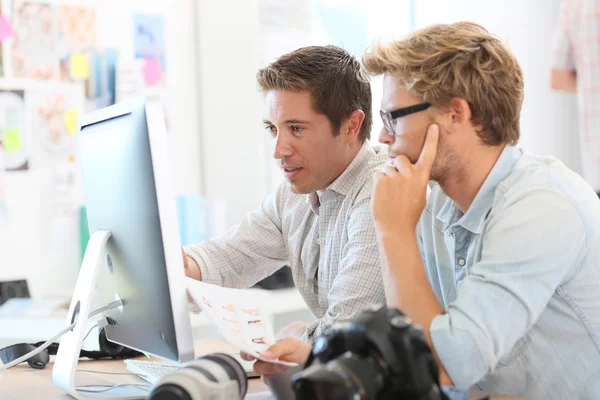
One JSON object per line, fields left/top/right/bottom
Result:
{"left": 125, "top": 353, "right": 260, "bottom": 384}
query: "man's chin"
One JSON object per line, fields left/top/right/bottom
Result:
{"left": 288, "top": 180, "right": 313, "bottom": 194}
{"left": 289, "top": 182, "right": 308, "bottom": 194}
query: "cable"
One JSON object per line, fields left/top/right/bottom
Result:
{"left": 75, "top": 382, "right": 151, "bottom": 393}
{"left": 81, "top": 323, "right": 98, "bottom": 343}
{"left": 74, "top": 370, "right": 153, "bottom": 393}
{"left": 0, "top": 300, "right": 124, "bottom": 371}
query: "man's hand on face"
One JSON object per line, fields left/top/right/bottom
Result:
{"left": 240, "top": 337, "right": 312, "bottom": 380}
{"left": 372, "top": 124, "right": 439, "bottom": 235}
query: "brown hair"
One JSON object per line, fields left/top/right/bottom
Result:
{"left": 257, "top": 45, "right": 372, "bottom": 142}
{"left": 362, "top": 22, "right": 524, "bottom": 146}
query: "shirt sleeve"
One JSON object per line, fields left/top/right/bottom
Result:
{"left": 302, "top": 196, "right": 386, "bottom": 343}
{"left": 184, "top": 184, "right": 289, "bottom": 288}
{"left": 429, "top": 189, "right": 587, "bottom": 388}
{"left": 551, "top": 0, "right": 575, "bottom": 70}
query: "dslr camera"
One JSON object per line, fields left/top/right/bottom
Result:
{"left": 291, "top": 305, "right": 449, "bottom": 400}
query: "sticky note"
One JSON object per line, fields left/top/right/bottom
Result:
{"left": 63, "top": 108, "right": 79, "bottom": 135}
{"left": 142, "top": 58, "right": 163, "bottom": 86}
{"left": 0, "top": 14, "right": 15, "bottom": 41}
{"left": 3, "top": 127, "right": 22, "bottom": 152}
{"left": 70, "top": 53, "right": 90, "bottom": 80}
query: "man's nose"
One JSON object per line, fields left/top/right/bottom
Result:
{"left": 378, "top": 127, "right": 394, "bottom": 145}
{"left": 273, "top": 133, "right": 294, "bottom": 159}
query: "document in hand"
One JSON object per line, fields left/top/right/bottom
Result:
{"left": 186, "top": 277, "right": 298, "bottom": 367}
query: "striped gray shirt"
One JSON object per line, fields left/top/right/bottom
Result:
{"left": 185, "top": 141, "right": 387, "bottom": 343}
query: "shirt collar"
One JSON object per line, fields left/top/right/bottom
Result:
{"left": 305, "top": 141, "right": 377, "bottom": 215}
{"left": 327, "top": 141, "right": 376, "bottom": 196}
{"left": 436, "top": 145, "right": 522, "bottom": 234}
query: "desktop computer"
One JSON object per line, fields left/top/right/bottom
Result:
{"left": 52, "top": 97, "right": 195, "bottom": 399}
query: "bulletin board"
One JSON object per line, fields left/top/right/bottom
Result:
{"left": 0, "top": 0, "right": 171, "bottom": 298}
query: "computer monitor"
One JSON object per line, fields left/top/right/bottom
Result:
{"left": 53, "top": 97, "right": 194, "bottom": 398}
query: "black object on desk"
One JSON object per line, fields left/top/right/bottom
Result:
{"left": 0, "top": 279, "right": 30, "bottom": 306}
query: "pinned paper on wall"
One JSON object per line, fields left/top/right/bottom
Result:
{"left": 69, "top": 53, "right": 89, "bottom": 80}
{"left": 11, "top": 1, "right": 59, "bottom": 80}
{"left": 0, "top": 6, "right": 6, "bottom": 77}
{"left": 27, "top": 84, "right": 85, "bottom": 216}
{"left": 133, "top": 13, "right": 166, "bottom": 85}
{"left": 0, "top": 150, "right": 6, "bottom": 231}
{"left": 142, "top": 58, "right": 163, "bottom": 86}
{"left": 63, "top": 109, "right": 78, "bottom": 135}
{"left": 57, "top": 5, "right": 97, "bottom": 92}
{"left": 0, "top": 14, "right": 15, "bottom": 42}
{"left": 0, "top": 90, "right": 27, "bottom": 171}
{"left": 57, "top": 5, "right": 96, "bottom": 56}
{"left": 3, "top": 127, "right": 22, "bottom": 152}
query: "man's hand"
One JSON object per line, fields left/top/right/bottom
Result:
{"left": 372, "top": 124, "right": 439, "bottom": 234}
{"left": 240, "top": 337, "right": 312, "bottom": 379}
{"left": 182, "top": 247, "right": 202, "bottom": 280}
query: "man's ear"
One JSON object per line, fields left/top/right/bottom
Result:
{"left": 343, "top": 110, "right": 366, "bottom": 142}
{"left": 439, "top": 98, "right": 472, "bottom": 136}
{"left": 449, "top": 98, "right": 472, "bottom": 127}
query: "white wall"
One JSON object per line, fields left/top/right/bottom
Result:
{"left": 416, "top": 0, "right": 581, "bottom": 174}
{"left": 94, "top": 0, "right": 203, "bottom": 194}
{"left": 194, "top": 0, "right": 267, "bottom": 228}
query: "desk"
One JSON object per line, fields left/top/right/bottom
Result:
{"left": 0, "top": 339, "right": 526, "bottom": 400}
{"left": 0, "top": 339, "right": 267, "bottom": 400}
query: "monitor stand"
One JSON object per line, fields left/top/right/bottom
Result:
{"left": 52, "top": 230, "right": 148, "bottom": 399}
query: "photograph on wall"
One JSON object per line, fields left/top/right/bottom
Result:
{"left": 57, "top": 5, "right": 96, "bottom": 87}
{"left": 0, "top": 149, "right": 7, "bottom": 230}
{"left": 132, "top": 13, "right": 165, "bottom": 86}
{"left": 27, "top": 84, "right": 84, "bottom": 215}
{"left": 0, "top": 89, "right": 28, "bottom": 171}
{"left": 10, "top": 1, "right": 59, "bottom": 80}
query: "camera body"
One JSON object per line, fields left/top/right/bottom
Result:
{"left": 292, "top": 305, "right": 448, "bottom": 400}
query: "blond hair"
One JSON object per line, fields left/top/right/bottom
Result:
{"left": 362, "top": 22, "right": 524, "bottom": 146}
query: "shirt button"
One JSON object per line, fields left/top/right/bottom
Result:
{"left": 458, "top": 258, "right": 466, "bottom": 266}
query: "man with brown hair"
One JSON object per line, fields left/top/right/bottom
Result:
{"left": 184, "top": 45, "right": 386, "bottom": 343}
{"left": 252, "top": 23, "right": 600, "bottom": 399}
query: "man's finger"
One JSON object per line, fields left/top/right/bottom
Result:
{"left": 260, "top": 337, "right": 299, "bottom": 359}
{"left": 417, "top": 124, "right": 439, "bottom": 171}
{"left": 379, "top": 165, "right": 399, "bottom": 178}
{"left": 393, "top": 155, "right": 412, "bottom": 175}
{"left": 254, "top": 361, "right": 287, "bottom": 376}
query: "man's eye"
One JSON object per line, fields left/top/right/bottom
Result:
{"left": 291, "top": 126, "right": 305, "bottom": 134}
{"left": 265, "top": 125, "right": 277, "bottom": 136}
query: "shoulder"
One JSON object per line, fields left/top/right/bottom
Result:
{"left": 353, "top": 144, "right": 389, "bottom": 202}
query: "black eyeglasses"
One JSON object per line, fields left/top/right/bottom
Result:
{"left": 380, "top": 102, "right": 431, "bottom": 135}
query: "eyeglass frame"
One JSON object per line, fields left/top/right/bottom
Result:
{"left": 380, "top": 102, "right": 431, "bottom": 136}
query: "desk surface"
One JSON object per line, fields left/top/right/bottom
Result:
{"left": 0, "top": 339, "right": 266, "bottom": 400}
{"left": 0, "top": 339, "right": 525, "bottom": 400}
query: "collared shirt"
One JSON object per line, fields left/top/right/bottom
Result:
{"left": 552, "top": 0, "right": 600, "bottom": 191}
{"left": 185, "top": 142, "right": 387, "bottom": 343}
{"left": 420, "top": 145, "right": 600, "bottom": 399}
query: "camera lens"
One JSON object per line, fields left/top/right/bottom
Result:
{"left": 292, "top": 353, "right": 384, "bottom": 400}
{"left": 149, "top": 353, "right": 247, "bottom": 400}
{"left": 200, "top": 353, "right": 248, "bottom": 398}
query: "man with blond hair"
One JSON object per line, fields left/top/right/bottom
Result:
{"left": 252, "top": 22, "right": 600, "bottom": 399}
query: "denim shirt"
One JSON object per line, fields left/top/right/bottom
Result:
{"left": 420, "top": 145, "right": 600, "bottom": 399}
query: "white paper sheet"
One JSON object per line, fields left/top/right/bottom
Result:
{"left": 186, "top": 277, "right": 298, "bottom": 367}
